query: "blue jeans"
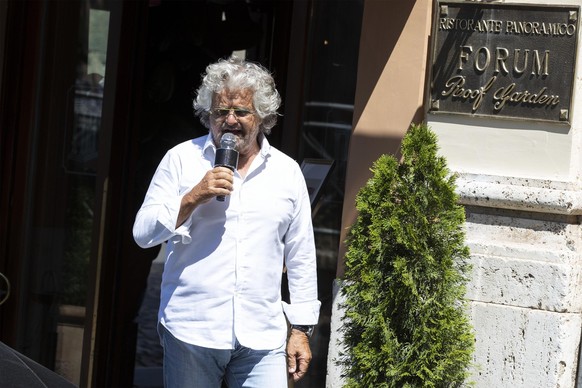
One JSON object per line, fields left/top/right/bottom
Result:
{"left": 159, "top": 324, "right": 288, "bottom": 388}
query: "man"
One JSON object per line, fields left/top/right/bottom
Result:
{"left": 133, "top": 56, "right": 320, "bottom": 387}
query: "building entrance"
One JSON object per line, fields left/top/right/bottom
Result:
{"left": 0, "top": 0, "right": 116, "bottom": 385}
{"left": 0, "top": 1, "right": 363, "bottom": 386}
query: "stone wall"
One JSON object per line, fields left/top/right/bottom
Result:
{"left": 459, "top": 175, "right": 582, "bottom": 386}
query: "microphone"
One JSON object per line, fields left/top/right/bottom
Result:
{"left": 214, "top": 132, "right": 239, "bottom": 201}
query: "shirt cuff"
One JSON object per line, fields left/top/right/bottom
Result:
{"left": 160, "top": 195, "right": 193, "bottom": 244}
{"left": 282, "top": 300, "right": 321, "bottom": 325}
{"left": 175, "top": 222, "right": 192, "bottom": 244}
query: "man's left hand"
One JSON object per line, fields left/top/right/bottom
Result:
{"left": 287, "top": 328, "right": 312, "bottom": 382}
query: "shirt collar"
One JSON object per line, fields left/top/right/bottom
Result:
{"left": 258, "top": 133, "right": 271, "bottom": 158}
{"left": 203, "top": 133, "right": 216, "bottom": 157}
{"left": 203, "top": 133, "right": 272, "bottom": 159}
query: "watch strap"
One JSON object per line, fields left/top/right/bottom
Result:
{"left": 291, "top": 324, "right": 314, "bottom": 338}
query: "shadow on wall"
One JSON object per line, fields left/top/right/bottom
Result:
{"left": 339, "top": 0, "right": 431, "bottom": 272}
{"left": 352, "top": 0, "right": 418, "bottom": 126}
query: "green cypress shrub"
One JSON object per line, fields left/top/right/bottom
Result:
{"left": 339, "top": 122, "right": 474, "bottom": 387}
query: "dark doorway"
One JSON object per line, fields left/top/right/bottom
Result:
{"left": 0, "top": 0, "right": 363, "bottom": 386}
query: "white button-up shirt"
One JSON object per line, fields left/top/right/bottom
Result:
{"left": 133, "top": 134, "right": 320, "bottom": 350}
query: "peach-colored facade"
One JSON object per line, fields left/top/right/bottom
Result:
{"left": 338, "top": 0, "right": 432, "bottom": 276}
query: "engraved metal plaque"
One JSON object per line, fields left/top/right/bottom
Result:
{"left": 429, "top": 2, "right": 579, "bottom": 123}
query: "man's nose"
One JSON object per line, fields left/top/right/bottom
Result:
{"left": 225, "top": 112, "right": 239, "bottom": 125}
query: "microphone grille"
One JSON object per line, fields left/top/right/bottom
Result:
{"left": 220, "top": 133, "right": 237, "bottom": 150}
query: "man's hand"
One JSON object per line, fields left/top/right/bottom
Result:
{"left": 176, "top": 167, "right": 234, "bottom": 227}
{"left": 287, "top": 328, "right": 312, "bottom": 382}
{"left": 192, "top": 166, "right": 234, "bottom": 201}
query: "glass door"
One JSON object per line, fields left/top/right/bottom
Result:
{"left": 294, "top": 1, "right": 363, "bottom": 386}
{"left": 0, "top": 1, "right": 115, "bottom": 385}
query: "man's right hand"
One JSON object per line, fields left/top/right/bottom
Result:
{"left": 175, "top": 167, "right": 234, "bottom": 227}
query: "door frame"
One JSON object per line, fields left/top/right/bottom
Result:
{"left": 0, "top": 0, "right": 47, "bottom": 346}
{"left": 79, "top": 1, "right": 151, "bottom": 386}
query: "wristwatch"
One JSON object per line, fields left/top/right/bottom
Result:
{"left": 291, "top": 324, "right": 315, "bottom": 338}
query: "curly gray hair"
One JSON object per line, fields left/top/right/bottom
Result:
{"left": 193, "top": 56, "right": 281, "bottom": 135}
